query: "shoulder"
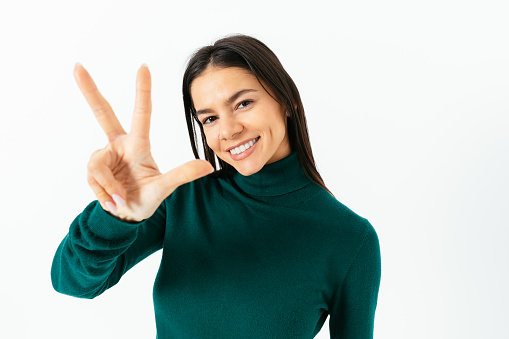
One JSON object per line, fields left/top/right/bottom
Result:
{"left": 308, "top": 183, "right": 373, "bottom": 228}
{"left": 164, "top": 169, "right": 226, "bottom": 203}
{"left": 304, "top": 183, "right": 378, "bottom": 249}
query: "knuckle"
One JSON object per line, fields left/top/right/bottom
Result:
{"left": 134, "top": 104, "right": 149, "bottom": 113}
{"left": 89, "top": 149, "right": 102, "bottom": 161}
{"left": 103, "top": 181, "right": 116, "bottom": 192}
{"left": 137, "top": 88, "right": 151, "bottom": 96}
{"left": 96, "top": 191, "right": 109, "bottom": 201}
{"left": 88, "top": 149, "right": 102, "bottom": 162}
{"left": 87, "top": 175, "right": 95, "bottom": 186}
{"left": 87, "top": 160, "right": 97, "bottom": 172}
{"left": 89, "top": 148, "right": 105, "bottom": 161}
{"left": 91, "top": 102, "right": 108, "bottom": 117}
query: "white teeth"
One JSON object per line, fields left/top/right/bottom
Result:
{"left": 230, "top": 137, "right": 258, "bottom": 155}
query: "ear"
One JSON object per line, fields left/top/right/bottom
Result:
{"left": 285, "top": 103, "right": 298, "bottom": 111}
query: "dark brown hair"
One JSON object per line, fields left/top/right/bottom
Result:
{"left": 182, "top": 33, "right": 334, "bottom": 198}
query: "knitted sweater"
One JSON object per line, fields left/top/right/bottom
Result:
{"left": 51, "top": 151, "right": 381, "bottom": 338}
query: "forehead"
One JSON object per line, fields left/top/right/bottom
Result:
{"left": 190, "top": 67, "right": 261, "bottom": 104}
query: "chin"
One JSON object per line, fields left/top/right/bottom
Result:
{"left": 236, "top": 168, "right": 256, "bottom": 176}
{"left": 216, "top": 148, "right": 265, "bottom": 176}
{"left": 233, "top": 161, "right": 264, "bottom": 176}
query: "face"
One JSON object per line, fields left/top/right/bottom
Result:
{"left": 190, "top": 66, "right": 291, "bottom": 176}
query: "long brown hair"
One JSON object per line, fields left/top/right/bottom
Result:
{"left": 182, "top": 33, "right": 334, "bottom": 198}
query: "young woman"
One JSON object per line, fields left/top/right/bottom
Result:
{"left": 51, "top": 34, "right": 381, "bottom": 339}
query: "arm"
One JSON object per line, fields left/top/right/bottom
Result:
{"left": 53, "top": 64, "right": 213, "bottom": 299}
{"left": 329, "top": 221, "right": 382, "bottom": 338}
{"left": 50, "top": 198, "right": 166, "bottom": 299}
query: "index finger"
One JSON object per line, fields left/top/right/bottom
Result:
{"left": 74, "top": 63, "right": 126, "bottom": 142}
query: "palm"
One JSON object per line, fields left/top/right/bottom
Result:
{"left": 104, "top": 135, "right": 161, "bottom": 220}
{"left": 74, "top": 63, "right": 213, "bottom": 222}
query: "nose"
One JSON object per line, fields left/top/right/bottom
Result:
{"left": 218, "top": 114, "right": 243, "bottom": 140}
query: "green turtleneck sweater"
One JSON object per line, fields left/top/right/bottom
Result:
{"left": 51, "top": 152, "right": 381, "bottom": 338}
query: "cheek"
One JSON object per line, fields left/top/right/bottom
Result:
{"left": 202, "top": 130, "right": 211, "bottom": 144}
{"left": 268, "top": 109, "right": 286, "bottom": 130}
{"left": 204, "top": 132, "right": 219, "bottom": 149}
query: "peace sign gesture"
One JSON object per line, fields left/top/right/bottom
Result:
{"left": 74, "top": 63, "right": 214, "bottom": 222}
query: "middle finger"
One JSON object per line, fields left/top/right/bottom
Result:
{"left": 130, "top": 64, "right": 152, "bottom": 139}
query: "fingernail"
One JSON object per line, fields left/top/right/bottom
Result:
{"left": 141, "top": 63, "right": 148, "bottom": 69}
{"left": 112, "top": 194, "right": 126, "bottom": 208}
{"left": 75, "top": 62, "right": 81, "bottom": 68}
{"left": 105, "top": 201, "right": 117, "bottom": 213}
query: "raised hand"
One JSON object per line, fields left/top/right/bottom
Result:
{"left": 74, "top": 63, "right": 214, "bottom": 222}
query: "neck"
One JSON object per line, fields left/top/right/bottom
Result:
{"left": 229, "top": 151, "right": 312, "bottom": 197}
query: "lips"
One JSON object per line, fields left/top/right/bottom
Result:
{"left": 228, "top": 135, "right": 260, "bottom": 160}
{"left": 226, "top": 136, "right": 260, "bottom": 152}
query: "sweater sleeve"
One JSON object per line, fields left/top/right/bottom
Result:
{"left": 51, "top": 199, "right": 166, "bottom": 299}
{"left": 328, "top": 220, "right": 382, "bottom": 338}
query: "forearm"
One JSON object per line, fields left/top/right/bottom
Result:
{"left": 51, "top": 200, "right": 144, "bottom": 298}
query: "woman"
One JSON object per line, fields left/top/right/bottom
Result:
{"left": 51, "top": 34, "right": 381, "bottom": 338}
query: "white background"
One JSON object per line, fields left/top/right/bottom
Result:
{"left": 1, "top": 0, "right": 508, "bottom": 338}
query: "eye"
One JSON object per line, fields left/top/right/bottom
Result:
{"left": 201, "top": 100, "right": 253, "bottom": 126}
{"left": 237, "top": 100, "right": 253, "bottom": 110}
{"left": 202, "top": 116, "right": 217, "bottom": 125}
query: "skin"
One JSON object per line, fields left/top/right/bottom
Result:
{"left": 74, "top": 63, "right": 214, "bottom": 221}
{"left": 190, "top": 66, "right": 292, "bottom": 176}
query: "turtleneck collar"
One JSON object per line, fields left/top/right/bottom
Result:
{"left": 229, "top": 151, "right": 312, "bottom": 197}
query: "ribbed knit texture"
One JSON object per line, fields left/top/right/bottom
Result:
{"left": 51, "top": 151, "right": 381, "bottom": 338}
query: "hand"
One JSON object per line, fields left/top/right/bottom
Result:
{"left": 74, "top": 63, "right": 214, "bottom": 222}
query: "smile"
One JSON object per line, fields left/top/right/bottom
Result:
{"left": 228, "top": 136, "right": 260, "bottom": 161}
{"left": 229, "top": 136, "right": 260, "bottom": 155}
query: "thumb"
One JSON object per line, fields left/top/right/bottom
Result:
{"left": 158, "top": 159, "right": 214, "bottom": 195}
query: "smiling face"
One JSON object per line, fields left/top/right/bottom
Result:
{"left": 190, "top": 66, "right": 291, "bottom": 176}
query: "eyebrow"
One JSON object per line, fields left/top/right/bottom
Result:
{"left": 195, "top": 89, "right": 258, "bottom": 116}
